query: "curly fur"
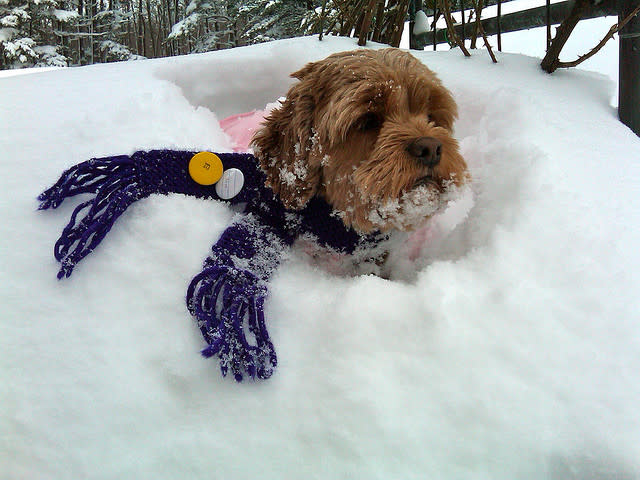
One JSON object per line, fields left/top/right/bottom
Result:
{"left": 251, "top": 48, "right": 469, "bottom": 233}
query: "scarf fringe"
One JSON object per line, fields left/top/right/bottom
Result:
{"left": 38, "top": 156, "right": 142, "bottom": 278}
{"left": 186, "top": 265, "right": 277, "bottom": 381}
{"left": 39, "top": 151, "right": 284, "bottom": 380}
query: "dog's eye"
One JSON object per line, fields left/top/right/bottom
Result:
{"left": 357, "top": 113, "right": 382, "bottom": 131}
{"left": 428, "top": 114, "right": 435, "bottom": 124}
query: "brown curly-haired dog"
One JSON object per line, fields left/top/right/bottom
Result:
{"left": 252, "top": 48, "right": 469, "bottom": 237}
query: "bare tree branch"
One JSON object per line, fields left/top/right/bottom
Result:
{"left": 540, "top": 0, "right": 591, "bottom": 73}
{"left": 440, "top": 0, "right": 471, "bottom": 56}
{"left": 472, "top": 0, "right": 498, "bottom": 62}
{"left": 470, "top": 0, "right": 482, "bottom": 48}
{"left": 556, "top": 3, "right": 640, "bottom": 69}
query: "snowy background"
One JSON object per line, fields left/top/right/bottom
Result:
{"left": 2, "top": 28, "right": 640, "bottom": 480}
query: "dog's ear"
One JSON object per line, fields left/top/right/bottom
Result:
{"left": 251, "top": 65, "right": 322, "bottom": 210}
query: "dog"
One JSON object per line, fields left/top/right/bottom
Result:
{"left": 251, "top": 48, "right": 469, "bottom": 274}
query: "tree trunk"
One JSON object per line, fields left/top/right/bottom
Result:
{"left": 540, "top": 0, "right": 591, "bottom": 73}
{"left": 146, "top": 0, "right": 155, "bottom": 57}
{"left": 91, "top": 0, "right": 98, "bottom": 64}
{"left": 372, "top": 0, "right": 386, "bottom": 42}
{"left": 389, "top": 0, "right": 410, "bottom": 47}
{"left": 358, "top": 0, "right": 379, "bottom": 45}
{"left": 138, "top": 0, "right": 144, "bottom": 56}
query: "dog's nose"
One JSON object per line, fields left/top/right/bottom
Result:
{"left": 407, "top": 137, "right": 442, "bottom": 167}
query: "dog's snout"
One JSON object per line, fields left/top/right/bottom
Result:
{"left": 407, "top": 137, "right": 442, "bottom": 167}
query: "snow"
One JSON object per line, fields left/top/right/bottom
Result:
{"left": 0, "top": 64, "right": 60, "bottom": 77}
{"left": 413, "top": 10, "right": 430, "bottom": 36}
{"left": 52, "top": 9, "right": 79, "bottom": 22}
{"left": 2, "top": 35, "right": 640, "bottom": 479}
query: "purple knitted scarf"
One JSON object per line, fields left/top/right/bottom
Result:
{"left": 39, "top": 150, "right": 384, "bottom": 381}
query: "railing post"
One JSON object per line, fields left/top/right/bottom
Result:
{"left": 619, "top": 0, "right": 640, "bottom": 136}
{"left": 461, "top": 0, "right": 466, "bottom": 45}
{"left": 497, "top": 0, "right": 502, "bottom": 51}
{"left": 546, "top": 0, "right": 551, "bottom": 50}
{"left": 433, "top": 3, "right": 437, "bottom": 51}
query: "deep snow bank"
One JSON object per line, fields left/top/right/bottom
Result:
{"left": 1, "top": 36, "right": 639, "bottom": 479}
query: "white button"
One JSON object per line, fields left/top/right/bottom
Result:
{"left": 215, "top": 168, "right": 244, "bottom": 200}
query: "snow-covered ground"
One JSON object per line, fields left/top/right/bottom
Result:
{"left": 2, "top": 34, "right": 639, "bottom": 479}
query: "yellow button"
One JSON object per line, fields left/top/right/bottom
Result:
{"left": 188, "top": 152, "right": 224, "bottom": 186}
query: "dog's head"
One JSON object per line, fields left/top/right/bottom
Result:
{"left": 251, "top": 48, "right": 469, "bottom": 233}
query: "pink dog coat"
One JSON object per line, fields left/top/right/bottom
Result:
{"left": 220, "top": 110, "right": 269, "bottom": 153}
